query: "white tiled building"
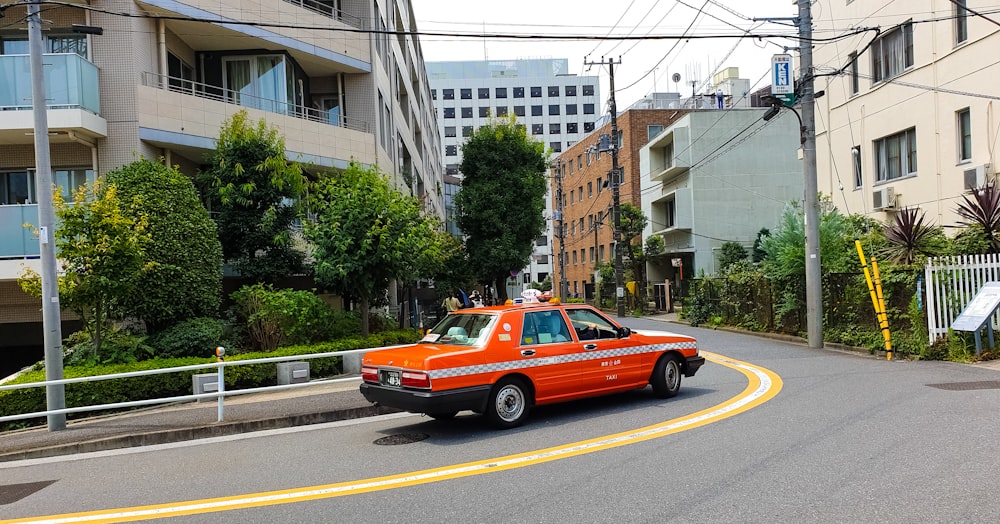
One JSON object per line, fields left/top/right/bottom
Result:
{"left": 428, "top": 59, "right": 600, "bottom": 289}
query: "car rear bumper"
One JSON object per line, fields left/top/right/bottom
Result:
{"left": 360, "top": 383, "right": 492, "bottom": 414}
{"left": 684, "top": 355, "right": 706, "bottom": 377}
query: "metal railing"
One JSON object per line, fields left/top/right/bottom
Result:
{"left": 141, "top": 71, "right": 369, "bottom": 133}
{"left": 0, "top": 344, "right": 407, "bottom": 424}
{"left": 280, "top": 0, "right": 367, "bottom": 28}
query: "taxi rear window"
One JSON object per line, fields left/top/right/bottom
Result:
{"left": 423, "top": 313, "right": 496, "bottom": 346}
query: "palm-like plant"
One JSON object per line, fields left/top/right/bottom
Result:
{"left": 955, "top": 182, "right": 1000, "bottom": 253}
{"left": 882, "top": 207, "right": 944, "bottom": 265}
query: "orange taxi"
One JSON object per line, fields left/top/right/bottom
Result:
{"left": 360, "top": 299, "right": 704, "bottom": 428}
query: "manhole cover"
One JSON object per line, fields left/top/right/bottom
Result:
{"left": 927, "top": 380, "right": 1000, "bottom": 391}
{"left": 374, "top": 432, "right": 429, "bottom": 445}
{"left": 0, "top": 480, "right": 58, "bottom": 505}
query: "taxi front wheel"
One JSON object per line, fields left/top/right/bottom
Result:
{"left": 651, "top": 354, "right": 682, "bottom": 398}
{"left": 486, "top": 377, "right": 531, "bottom": 429}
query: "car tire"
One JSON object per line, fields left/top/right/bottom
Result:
{"left": 427, "top": 411, "right": 458, "bottom": 420}
{"left": 486, "top": 377, "right": 531, "bottom": 429}
{"left": 651, "top": 353, "right": 682, "bottom": 398}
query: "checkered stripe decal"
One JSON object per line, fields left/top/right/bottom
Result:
{"left": 427, "top": 341, "right": 697, "bottom": 380}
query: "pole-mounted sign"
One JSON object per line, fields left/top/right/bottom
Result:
{"left": 771, "top": 54, "right": 795, "bottom": 106}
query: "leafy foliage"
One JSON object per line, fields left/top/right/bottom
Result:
{"left": 198, "top": 110, "right": 307, "bottom": 281}
{"left": 305, "top": 161, "right": 449, "bottom": 335}
{"left": 456, "top": 115, "right": 549, "bottom": 299}
{"left": 881, "top": 206, "right": 946, "bottom": 265}
{"left": 147, "top": 317, "right": 228, "bottom": 359}
{"left": 717, "top": 241, "right": 748, "bottom": 273}
{"left": 955, "top": 182, "right": 1000, "bottom": 253}
{"left": 230, "top": 283, "right": 353, "bottom": 351}
{"left": 104, "top": 159, "right": 223, "bottom": 331}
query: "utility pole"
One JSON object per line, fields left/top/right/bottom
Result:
{"left": 800, "top": 1, "right": 823, "bottom": 349}
{"left": 28, "top": 2, "right": 67, "bottom": 430}
{"left": 608, "top": 58, "right": 625, "bottom": 318}
{"left": 554, "top": 160, "right": 569, "bottom": 300}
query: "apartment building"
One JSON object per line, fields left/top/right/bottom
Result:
{"left": 427, "top": 59, "right": 600, "bottom": 291}
{"left": 0, "top": 0, "right": 441, "bottom": 363}
{"left": 813, "top": 0, "right": 999, "bottom": 227}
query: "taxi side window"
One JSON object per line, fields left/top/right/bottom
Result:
{"left": 521, "top": 311, "right": 571, "bottom": 345}
{"left": 566, "top": 309, "right": 616, "bottom": 340}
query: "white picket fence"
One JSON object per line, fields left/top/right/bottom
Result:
{"left": 924, "top": 254, "right": 1000, "bottom": 343}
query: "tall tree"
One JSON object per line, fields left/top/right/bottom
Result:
{"left": 198, "top": 110, "right": 306, "bottom": 281}
{"left": 19, "top": 181, "right": 149, "bottom": 358}
{"left": 105, "top": 159, "right": 223, "bottom": 332}
{"left": 619, "top": 202, "right": 651, "bottom": 310}
{"left": 305, "top": 162, "right": 449, "bottom": 335}
{"left": 456, "top": 116, "right": 549, "bottom": 299}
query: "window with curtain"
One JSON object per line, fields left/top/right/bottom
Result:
{"left": 874, "top": 128, "right": 917, "bottom": 182}
{"left": 871, "top": 22, "right": 913, "bottom": 84}
{"left": 958, "top": 108, "right": 972, "bottom": 162}
{"left": 222, "top": 55, "right": 294, "bottom": 114}
{"left": 955, "top": 0, "right": 969, "bottom": 44}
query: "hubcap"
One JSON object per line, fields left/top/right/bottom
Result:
{"left": 666, "top": 361, "right": 679, "bottom": 389}
{"left": 496, "top": 385, "right": 524, "bottom": 422}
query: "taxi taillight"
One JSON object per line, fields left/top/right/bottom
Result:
{"left": 401, "top": 371, "right": 431, "bottom": 389}
{"left": 361, "top": 366, "right": 379, "bottom": 383}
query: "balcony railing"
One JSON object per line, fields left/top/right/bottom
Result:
{"left": 141, "top": 72, "right": 369, "bottom": 133}
{"left": 280, "top": 0, "right": 367, "bottom": 28}
{"left": 0, "top": 53, "right": 100, "bottom": 114}
{"left": 0, "top": 205, "right": 40, "bottom": 259}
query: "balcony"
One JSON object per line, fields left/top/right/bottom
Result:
{"left": 0, "top": 205, "right": 39, "bottom": 260}
{"left": 0, "top": 53, "right": 107, "bottom": 146}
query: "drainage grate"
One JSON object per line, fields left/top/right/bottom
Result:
{"left": 374, "top": 432, "right": 429, "bottom": 445}
{"left": 927, "top": 380, "right": 1000, "bottom": 391}
{"left": 0, "top": 480, "right": 58, "bottom": 505}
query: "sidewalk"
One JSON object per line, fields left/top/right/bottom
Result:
{"left": 0, "top": 378, "right": 396, "bottom": 463}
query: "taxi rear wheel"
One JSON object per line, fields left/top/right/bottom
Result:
{"left": 486, "top": 377, "right": 531, "bottom": 429}
{"left": 651, "top": 354, "right": 682, "bottom": 398}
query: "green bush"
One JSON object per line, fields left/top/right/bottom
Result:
{"left": 0, "top": 330, "right": 422, "bottom": 430}
{"left": 230, "top": 284, "right": 350, "bottom": 350}
{"left": 64, "top": 328, "right": 155, "bottom": 366}
{"left": 148, "top": 317, "right": 228, "bottom": 359}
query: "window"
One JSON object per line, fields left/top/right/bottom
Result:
{"left": 514, "top": 106, "right": 525, "bottom": 116}
{"left": 529, "top": 86, "right": 542, "bottom": 97}
{"left": 536, "top": 235, "right": 548, "bottom": 246}
{"left": 871, "top": 22, "right": 913, "bottom": 84}
{"left": 442, "top": 89, "right": 454, "bottom": 100}
{"left": 577, "top": 155, "right": 582, "bottom": 170}
{"left": 550, "top": 123, "right": 561, "bottom": 134}
{"left": 852, "top": 146, "right": 863, "bottom": 189}
{"left": 446, "top": 164, "right": 459, "bottom": 175}
{"left": 549, "top": 104, "right": 560, "bottom": 116}
{"left": 583, "top": 85, "right": 595, "bottom": 96}
{"left": 583, "top": 104, "right": 595, "bottom": 114}
{"left": 531, "top": 105, "right": 543, "bottom": 116}
{"left": 956, "top": 0, "right": 969, "bottom": 44}
{"left": 496, "top": 87, "right": 507, "bottom": 98}
{"left": 431, "top": 89, "right": 436, "bottom": 100}
{"left": 567, "top": 122, "right": 578, "bottom": 133}
{"left": 443, "top": 107, "right": 455, "bottom": 119}
{"left": 848, "top": 52, "right": 859, "bottom": 95}
{"left": 648, "top": 125, "right": 664, "bottom": 140}
{"left": 565, "top": 85, "right": 577, "bottom": 96}
{"left": 589, "top": 247, "right": 595, "bottom": 262}
{"left": 478, "top": 88, "right": 490, "bottom": 99}
{"left": 460, "top": 88, "right": 472, "bottom": 99}
{"left": 578, "top": 187, "right": 583, "bottom": 201}
{"left": 532, "top": 124, "right": 544, "bottom": 135}
{"left": 584, "top": 122, "right": 595, "bottom": 132}
{"left": 496, "top": 106, "right": 508, "bottom": 117}
{"left": 479, "top": 106, "right": 489, "bottom": 117}
{"left": 958, "top": 108, "right": 972, "bottom": 162}
{"left": 550, "top": 141, "right": 562, "bottom": 153}
{"left": 566, "top": 104, "right": 578, "bottom": 115}
{"left": 445, "top": 145, "right": 457, "bottom": 156}
{"left": 548, "top": 86, "right": 560, "bottom": 97}
{"left": 444, "top": 126, "right": 456, "bottom": 137}
{"left": 570, "top": 190, "right": 574, "bottom": 204}
{"left": 1, "top": 171, "right": 34, "bottom": 205}
{"left": 514, "top": 87, "right": 525, "bottom": 98}
{"left": 463, "top": 126, "right": 473, "bottom": 137}
{"left": 461, "top": 107, "right": 473, "bottom": 118}
{"left": 664, "top": 197, "right": 676, "bottom": 228}
{"left": 874, "top": 127, "right": 917, "bottom": 182}
{"left": 587, "top": 182, "right": 593, "bottom": 198}
{"left": 573, "top": 251, "right": 578, "bottom": 264}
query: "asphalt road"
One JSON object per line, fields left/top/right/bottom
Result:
{"left": 4, "top": 318, "right": 1000, "bottom": 523}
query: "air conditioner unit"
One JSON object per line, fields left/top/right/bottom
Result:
{"left": 963, "top": 163, "right": 992, "bottom": 190}
{"left": 872, "top": 186, "right": 896, "bottom": 210}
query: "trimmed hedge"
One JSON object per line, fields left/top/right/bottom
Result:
{"left": 1, "top": 330, "right": 420, "bottom": 430}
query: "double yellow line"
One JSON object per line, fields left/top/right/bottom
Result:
{"left": 6, "top": 352, "right": 781, "bottom": 524}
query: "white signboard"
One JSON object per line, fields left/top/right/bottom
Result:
{"left": 771, "top": 54, "right": 793, "bottom": 95}
{"left": 951, "top": 282, "right": 1000, "bottom": 331}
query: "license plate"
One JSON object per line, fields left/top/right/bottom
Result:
{"left": 380, "top": 369, "right": 401, "bottom": 387}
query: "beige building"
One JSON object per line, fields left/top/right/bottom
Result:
{"left": 813, "top": 0, "right": 998, "bottom": 227}
{"left": 0, "top": 0, "right": 442, "bottom": 366}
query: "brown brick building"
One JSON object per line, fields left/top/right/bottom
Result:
{"left": 551, "top": 108, "right": 689, "bottom": 300}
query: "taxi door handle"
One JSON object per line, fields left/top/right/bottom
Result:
{"left": 520, "top": 349, "right": 536, "bottom": 357}
{"left": 583, "top": 344, "right": 597, "bottom": 351}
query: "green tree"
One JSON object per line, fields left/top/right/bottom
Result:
{"left": 198, "top": 110, "right": 306, "bottom": 281}
{"left": 305, "top": 162, "right": 449, "bottom": 336}
{"left": 105, "top": 159, "right": 223, "bottom": 332}
{"left": 19, "top": 181, "right": 149, "bottom": 358}
{"left": 619, "top": 202, "right": 652, "bottom": 310}
{"left": 718, "top": 241, "right": 748, "bottom": 273}
{"left": 456, "top": 116, "right": 548, "bottom": 300}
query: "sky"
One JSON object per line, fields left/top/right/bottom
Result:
{"left": 410, "top": 0, "right": 802, "bottom": 111}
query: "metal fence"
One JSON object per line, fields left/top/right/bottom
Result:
{"left": 0, "top": 345, "right": 406, "bottom": 425}
{"left": 924, "top": 254, "right": 1000, "bottom": 343}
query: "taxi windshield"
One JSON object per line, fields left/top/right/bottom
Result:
{"left": 421, "top": 313, "right": 496, "bottom": 346}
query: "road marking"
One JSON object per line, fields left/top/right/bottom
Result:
{"left": 5, "top": 352, "right": 780, "bottom": 523}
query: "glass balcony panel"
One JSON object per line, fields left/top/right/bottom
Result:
{"left": 0, "top": 205, "right": 40, "bottom": 258}
{"left": 0, "top": 54, "right": 99, "bottom": 114}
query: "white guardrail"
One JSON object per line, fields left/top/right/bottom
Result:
{"left": 0, "top": 344, "right": 410, "bottom": 425}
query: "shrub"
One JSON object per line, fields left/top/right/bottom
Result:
{"left": 229, "top": 284, "right": 346, "bottom": 351}
{"left": 148, "top": 317, "right": 228, "bottom": 359}
{"left": 64, "top": 328, "right": 155, "bottom": 366}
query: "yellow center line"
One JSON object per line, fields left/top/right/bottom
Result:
{"left": 5, "top": 352, "right": 781, "bottom": 524}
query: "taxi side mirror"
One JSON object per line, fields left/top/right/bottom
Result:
{"left": 617, "top": 326, "right": 631, "bottom": 338}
